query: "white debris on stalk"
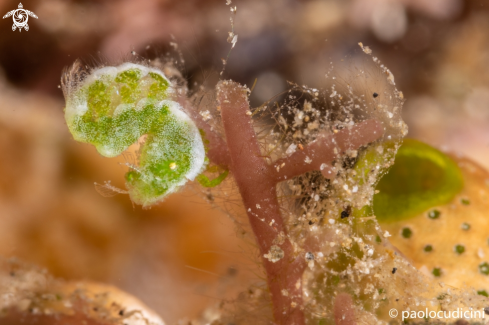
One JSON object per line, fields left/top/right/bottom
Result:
{"left": 264, "top": 245, "right": 284, "bottom": 263}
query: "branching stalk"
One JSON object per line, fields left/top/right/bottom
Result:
{"left": 216, "top": 80, "right": 383, "bottom": 325}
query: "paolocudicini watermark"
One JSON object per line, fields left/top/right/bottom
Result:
{"left": 389, "top": 307, "right": 489, "bottom": 321}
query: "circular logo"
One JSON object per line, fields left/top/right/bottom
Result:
{"left": 389, "top": 308, "right": 398, "bottom": 318}
{"left": 13, "top": 10, "right": 28, "bottom": 28}
{"left": 3, "top": 3, "right": 38, "bottom": 32}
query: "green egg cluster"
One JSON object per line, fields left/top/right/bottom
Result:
{"left": 64, "top": 63, "right": 207, "bottom": 207}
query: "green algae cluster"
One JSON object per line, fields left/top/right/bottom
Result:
{"left": 64, "top": 63, "right": 207, "bottom": 207}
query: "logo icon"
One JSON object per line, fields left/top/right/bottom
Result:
{"left": 2, "top": 3, "right": 38, "bottom": 32}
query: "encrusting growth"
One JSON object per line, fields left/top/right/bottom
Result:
{"left": 215, "top": 80, "right": 383, "bottom": 325}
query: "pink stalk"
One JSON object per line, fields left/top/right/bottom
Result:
{"left": 273, "top": 120, "right": 383, "bottom": 182}
{"left": 216, "top": 80, "right": 383, "bottom": 325}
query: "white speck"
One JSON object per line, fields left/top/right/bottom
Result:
{"left": 226, "top": 0, "right": 231, "bottom": 4}
{"left": 281, "top": 289, "right": 289, "bottom": 296}
{"left": 200, "top": 110, "right": 212, "bottom": 121}
{"left": 131, "top": 51, "right": 136, "bottom": 55}
{"left": 264, "top": 245, "right": 284, "bottom": 263}
{"left": 383, "top": 231, "right": 391, "bottom": 238}
{"left": 386, "top": 69, "right": 395, "bottom": 85}
{"left": 358, "top": 42, "right": 372, "bottom": 54}
{"left": 320, "top": 163, "right": 327, "bottom": 170}
{"left": 328, "top": 219, "right": 335, "bottom": 225}
{"left": 343, "top": 184, "right": 349, "bottom": 191}
{"left": 352, "top": 186, "right": 358, "bottom": 193}
{"left": 367, "top": 249, "right": 374, "bottom": 256}
{"left": 478, "top": 248, "right": 485, "bottom": 258}
{"left": 256, "top": 204, "right": 261, "bottom": 209}
{"left": 305, "top": 156, "right": 312, "bottom": 164}
{"left": 314, "top": 194, "right": 319, "bottom": 201}
{"left": 231, "top": 35, "right": 238, "bottom": 48}
{"left": 285, "top": 144, "right": 297, "bottom": 156}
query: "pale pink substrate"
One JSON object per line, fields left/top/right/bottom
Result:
{"left": 215, "top": 80, "right": 383, "bottom": 325}
{"left": 334, "top": 293, "right": 357, "bottom": 325}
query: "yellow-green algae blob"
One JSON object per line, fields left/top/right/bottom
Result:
{"left": 64, "top": 63, "right": 206, "bottom": 207}
{"left": 373, "top": 139, "right": 464, "bottom": 222}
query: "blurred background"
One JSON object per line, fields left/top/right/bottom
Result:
{"left": 0, "top": 0, "right": 488, "bottom": 323}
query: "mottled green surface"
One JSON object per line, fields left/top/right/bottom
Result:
{"left": 373, "top": 139, "right": 464, "bottom": 222}
{"left": 65, "top": 64, "right": 206, "bottom": 206}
